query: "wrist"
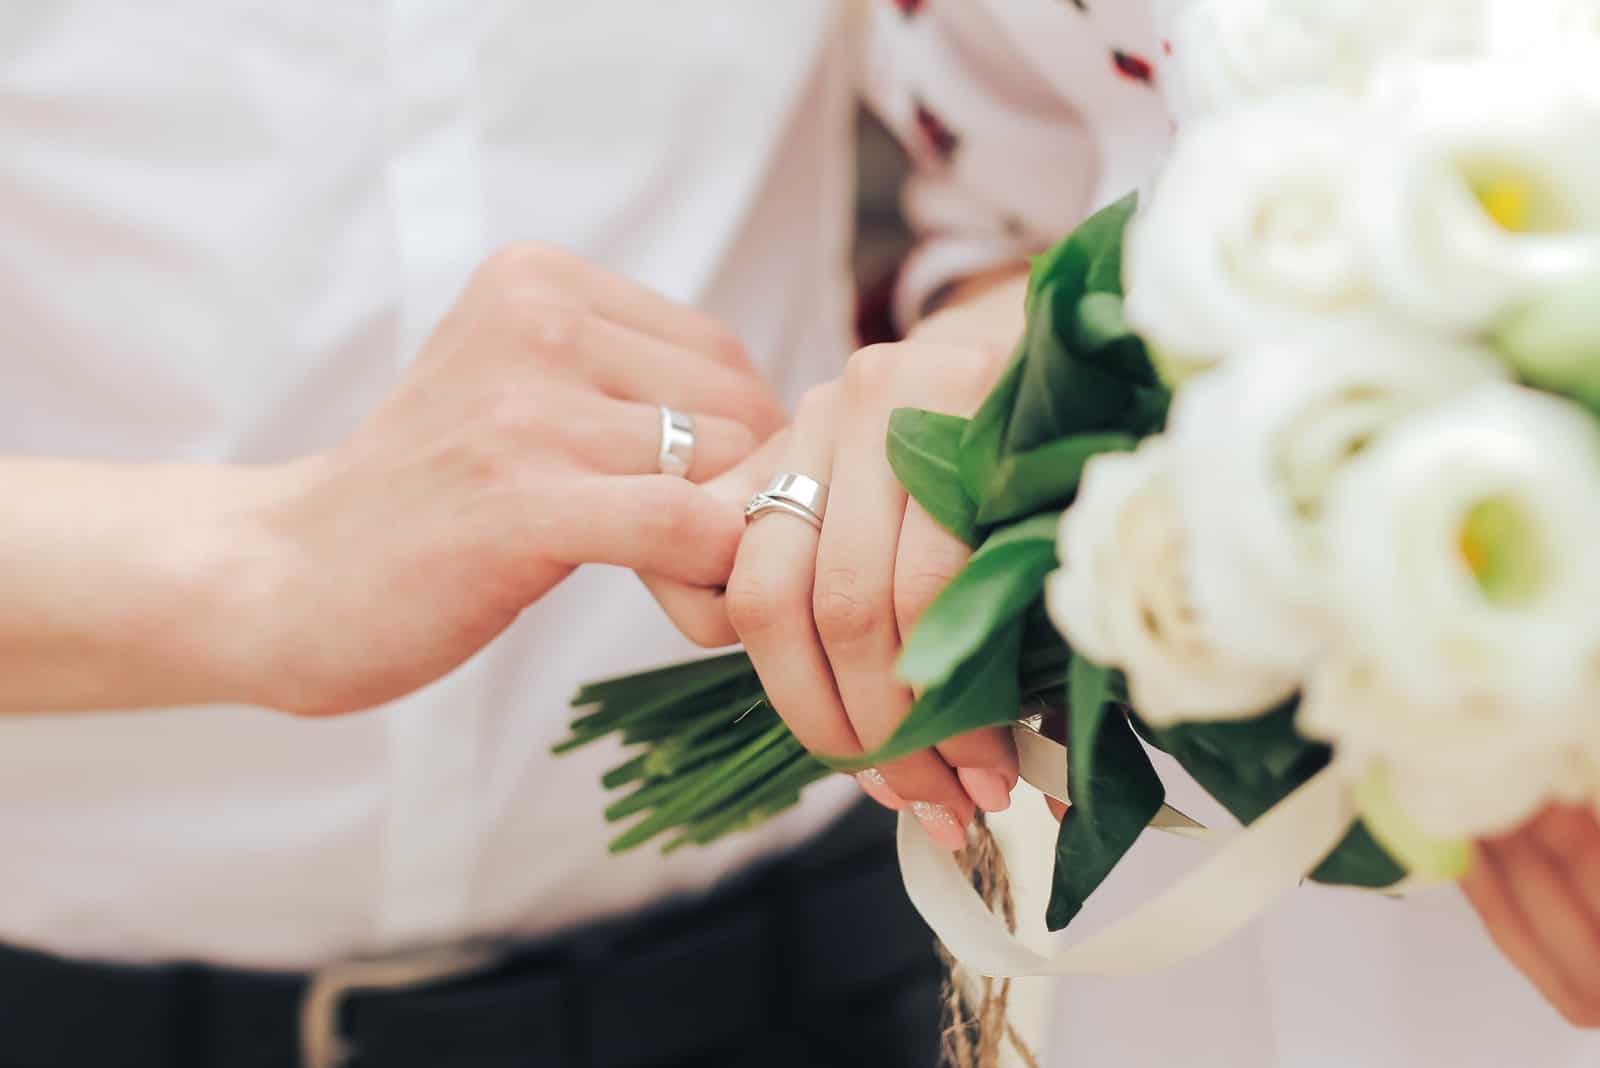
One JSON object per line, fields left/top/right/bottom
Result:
{"left": 0, "top": 456, "right": 317, "bottom": 714}
{"left": 169, "top": 459, "right": 317, "bottom": 711}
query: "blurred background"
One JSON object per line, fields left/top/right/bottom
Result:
{"left": 855, "top": 110, "right": 914, "bottom": 346}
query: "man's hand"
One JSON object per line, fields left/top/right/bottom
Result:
{"left": 0, "top": 244, "right": 782, "bottom": 717}
{"left": 1462, "top": 805, "right": 1600, "bottom": 1028}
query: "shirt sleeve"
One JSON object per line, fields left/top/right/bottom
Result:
{"left": 864, "top": 0, "right": 1176, "bottom": 330}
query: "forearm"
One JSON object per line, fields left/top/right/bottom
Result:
{"left": 0, "top": 458, "right": 286, "bottom": 714}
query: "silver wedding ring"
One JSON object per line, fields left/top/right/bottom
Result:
{"left": 745, "top": 473, "right": 829, "bottom": 531}
{"left": 657, "top": 407, "right": 695, "bottom": 478}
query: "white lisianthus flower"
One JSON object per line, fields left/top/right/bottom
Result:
{"left": 1169, "top": 0, "right": 1487, "bottom": 121}
{"left": 1493, "top": 268, "right": 1600, "bottom": 406}
{"left": 1046, "top": 438, "right": 1297, "bottom": 726}
{"left": 1488, "top": 1, "right": 1600, "bottom": 111}
{"left": 1320, "top": 382, "right": 1600, "bottom": 709}
{"left": 1489, "top": 0, "right": 1600, "bottom": 57}
{"left": 1168, "top": 330, "right": 1505, "bottom": 672}
{"left": 1301, "top": 656, "right": 1596, "bottom": 838}
{"left": 1124, "top": 93, "right": 1376, "bottom": 379}
{"left": 1357, "top": 61, "right": 1600, "bottom": 334}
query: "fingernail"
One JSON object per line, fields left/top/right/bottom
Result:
{"left": 959, "top": 767, "right": 1014, "bottom": 814}
{"left": 855, "top": 769, "right": 906, "bottom": 811}
{"left": 911, "top": 801, "right": 969, "bottom": 851}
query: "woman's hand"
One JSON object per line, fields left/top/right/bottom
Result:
{"left": 649, "top": 339, "right": 1022, "bottom": 850}
{"left": 1461, "top": 805, "right": 1600, "bottom": 1028}
{"left": 643, "top": 272, "right": 1031, "bottom": 848}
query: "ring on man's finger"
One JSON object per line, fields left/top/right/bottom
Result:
{"left": 656, "top": 406, "right": 695, "bottom": 478}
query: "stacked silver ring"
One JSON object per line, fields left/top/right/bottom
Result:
{"left": 657, "top": 407, "right": 696, "bottom": 478}
{"left": 744, "top": 473, "right": 829, "bottom": 531}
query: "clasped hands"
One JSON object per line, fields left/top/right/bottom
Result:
{"left": 256, "top": 244, "right": 1600, "bottom": 1027}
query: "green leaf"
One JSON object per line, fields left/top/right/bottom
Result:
{"left": 826, "top": 620, "right": 1025, "bottom": 771}
{"left": 1308, "top": 822, "right": 1409, "bottom": 888}
{"left": 1146, "top": 707, "right": 1407, "bottom": 889}
{"left": 958, "top": 351, "right": 1026, "bottom": 507}
{"left": 897, "top": 513, "right": 1061, "bottom": 690}
{"left": 887, "top": 407, "right": 981, "bottom": 548}
{"left": 1047, "top": 711, "right": 1165, "bottom": 931}
{"left": 1000, "top": 281, "right": 1168, "bottom": 460}
{"left": 1080, "top": 193, "right": 1139, "bottom": 297}
{"left": 1067, "top": 656, "right": 1114, "bottom": 823}
{"left": 1072, "top": 291, "right": 1135, "bottom": 352}
{"left": 1072, "top": 293, "right": 1160, "bottom": 388}
{"left": 976, "top": 432, "right": 1137, "bottom": 526}
{"left": 962, "top": 195, "right": 1141, "bottom": 511}
{"left": 1025, "top": 192, "right": 1139, "bottom": 311}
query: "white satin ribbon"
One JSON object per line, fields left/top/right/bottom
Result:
{"left": 897, "top": 767, "right": 1358, "bottom": 978}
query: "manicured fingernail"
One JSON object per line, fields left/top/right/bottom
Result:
{"left": 911, "top": 801, "right": 969, "bottom": 851}
{"left": 959, "top": 767, "right": 1014, "bottom": 814}
{"left": 855, "top": 769, "right": 906, "bottom": 811}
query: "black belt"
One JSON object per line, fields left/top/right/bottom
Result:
{"left": 0, "top": 803, "right": 943, "bottom": 1068}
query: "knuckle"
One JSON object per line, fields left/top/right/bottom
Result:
{"left": 725, "top": 572, "right": 782, "bottom": 637}
{"left": 502, "top": 295, "right": 586, "bottom": 358}
{"left": 813, "top": 568, "right": 888, "bottom": 646}
{"left": 480, "top": 387, "right": 551, "bottom": 445}
{"left": 842, "top": 344, "right": 900, "bottom": 401}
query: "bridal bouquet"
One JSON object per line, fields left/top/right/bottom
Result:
{"left": 560, "top": 1, "right": 1600, "bottom": 974}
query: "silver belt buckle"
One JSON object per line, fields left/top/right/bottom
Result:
{"left": 299, "top": 943, "right": 502, "bottom": 1068}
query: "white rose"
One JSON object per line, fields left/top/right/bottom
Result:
{"left": 1320, "top": 382, "right": 1600, "bottom": 709}
{"left": 1169, "top": 0, "right": 1487, "bottom": 121}
{"left": 1301, "top": 656, "right": 1596, "bottom": 838}
{"left": 1124, "top": 93, "right": 1376, "bottom": 379}
{"left": 1046, "top": 438, "right": 1297, "bottom": 727}
{"left": 1168, "top": 329, "right": 1505, "bottom": 672}
{"left": 1357, "top": 61, "right": 1600, "bottom": 334}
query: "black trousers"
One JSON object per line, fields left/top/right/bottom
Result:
{"left": 0, "top": 803, "right": 944, "bottom": 1068}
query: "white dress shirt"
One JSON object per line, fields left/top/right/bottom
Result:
{"left": 0, "top": 0, "right": 868, "bottom": 971}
